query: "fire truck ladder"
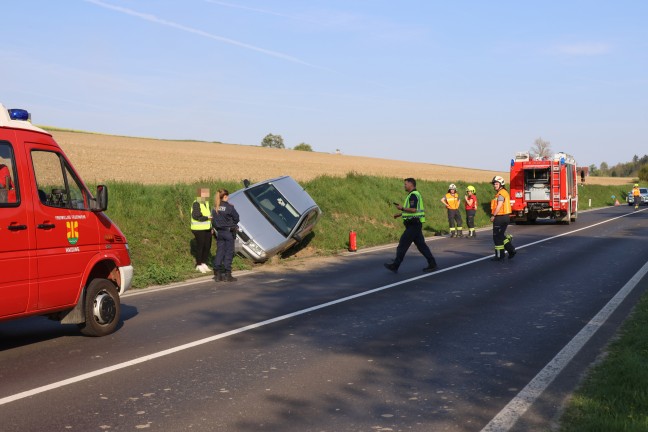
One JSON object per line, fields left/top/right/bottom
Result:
{"left": 551, "top": 161, "right": 561, "bottom": 211}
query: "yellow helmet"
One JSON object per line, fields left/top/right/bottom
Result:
{"left": 466, "top": 185, "right": 476, "bottom": 193}
{"left": 635, "top": 183, "right": 639, "bottom": 187}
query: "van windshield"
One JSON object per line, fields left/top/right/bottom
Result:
{"left": 245, "top": 183, "right": 301, "bottom": 237}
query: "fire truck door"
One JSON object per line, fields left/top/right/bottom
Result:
{"left": 0, "top": 141, "right": 32, "bottom": 317}
{"left": 29, "top": 147, "right": 100, "bottom": 310}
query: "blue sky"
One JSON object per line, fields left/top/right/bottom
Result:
{"left": 2, "top": 1, "right": 647, "bottom": 171}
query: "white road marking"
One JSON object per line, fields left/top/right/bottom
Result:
{"left": 480, "top": 259, "right": 648, "bottom": 432}
{"left": 1, "top": 208, "right": 645, "bottom": 408}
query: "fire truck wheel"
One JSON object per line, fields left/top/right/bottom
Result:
{"left": 79, "top": 279, "right": 121, "bottom": 337}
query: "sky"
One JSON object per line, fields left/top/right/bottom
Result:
{"left": 2, "top": 1, "right": 647, "bottom": 171}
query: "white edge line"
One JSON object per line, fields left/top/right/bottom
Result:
{"left": 480, "top": 259, "right": 648, "bottom": 432}
{"left": 1, "top": 208, "right": 644, "bottom": 406}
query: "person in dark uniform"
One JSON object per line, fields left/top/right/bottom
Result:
{"left": 490, "top": 176, "right": 516, "bottom": 261}
{"left": 211, "top": 189, "right": 240, "bottom": 282}
{"left": 384, "top": 178, "right": 438, "bottom": 273}
{"left": 190, "top": 187, "right": 212, "bottom": 273}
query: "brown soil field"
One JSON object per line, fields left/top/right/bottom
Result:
{"left": 49, "top": 129, "right": 633, "bottom": 186}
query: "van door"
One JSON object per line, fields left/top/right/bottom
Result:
{"left": 0, "top": 141, "right": 33, "bottom": 317}
{"left": 29, "top": 146, "right": 100, "bottom": 309}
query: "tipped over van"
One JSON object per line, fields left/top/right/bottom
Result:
{"left": 228, "top": 176, "right": 321, "bottom": 263}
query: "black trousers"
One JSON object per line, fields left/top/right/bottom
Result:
{"left": 465, "top": 209, "right": 476, "bottom": 229}
{"left": 192, "top": 229, "right": 212, "bottom": 265}
{"left": 214, "top": 229, "right": 235, "bottom": 272}
{"left": 492, "top": 215, "right": 509, "bottom": 248}
{"left": 393, "top": 220, "right": 436, "bottom": 268}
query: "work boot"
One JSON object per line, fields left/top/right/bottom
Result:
{"left": 383, "top": 262, "right": 398, "bottom": 273}
{"left": 422, "top": 261, "right": 438, "bottom": 272}
{"left": 469, "top": 230, "right": 476, "bottom": 238}
{"left": 450, "top": 231, "right": 456, "bottom": 238}
{"left": 214, "top": 270, "right": 224, "bottom": 282}
{"left": 223, "top": 271, "right": 237, "bottom": 282}
{"left": 456, "top": 231, "right": 464, "bottom": 238}
{"left": 491, "top": 249, "right": 505, "bottom": 262}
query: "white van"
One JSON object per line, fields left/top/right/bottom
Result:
{"left": 228, "top": 176, "right": 321, "bottom": 262}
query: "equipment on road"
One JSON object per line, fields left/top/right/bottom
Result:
{"left": 509, "top": 151, "right": 579, "bottom": 224}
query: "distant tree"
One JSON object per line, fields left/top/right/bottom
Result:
{"left": 261, "top": 133, "right": 285, "bottom": 149}
{"left": 599, "top": 162, "right": 609, "bottom": 173}
{"left": 530, "top": 137, "right": 552, "bottom": 159}
{"left": 633, "top": 154, "right": 639, "bottom": 163}
{"left": 639, "top": 164, "right": 648, "bottom": 182}
{"left": 588, "top": 164, "right": 599, "bottom": 176}
{"left": 293, "top": 142, "right": 313, "bottom": 152}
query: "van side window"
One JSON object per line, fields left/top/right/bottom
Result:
{"left": 0, "top": 142, "right": 18, "bottom": 206}
{"left": 31, "top": 150, "right": 89, "bottom": 210}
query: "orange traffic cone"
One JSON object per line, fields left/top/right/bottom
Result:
{"left": 614, "top": 199, "right": 620, "bottom": 206}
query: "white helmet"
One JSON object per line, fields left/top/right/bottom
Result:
{"left": 449, "top": 183, "right": 457, "bottom": 190}
{"left": 491, "top": 176, "right": 505, "bottom": 186}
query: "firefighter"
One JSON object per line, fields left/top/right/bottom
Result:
{"left": 632, "top": 183, "right": 641, "bottom": 209}
{"left": 441, "top": 183, "right": 463, "bottom": 237}
{"left": 465, "top": 185, "right": 478, "bottom": 238}
{"left": 190, "top": 187, "right": 212, "bottom": 273}
{"left": 384, "top": 178, "right": 438, "bottom": 273}
{"left": 490, "top": 176, "right": 516, "bottom": 261}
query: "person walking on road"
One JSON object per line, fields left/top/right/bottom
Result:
{"left": 632, "top": 183, "right": 641, "bottom": 209}
{"left": 191, "top": 187, "right": 212, "bottom": 274}
{"left": 212, "top": 189, "right": 240, "bottom": 282}
{"left": 464, "top": 185, "right": 478, "bottom": 238}
{"left": 384, "top": 178, "right": 438, "bottom": 273}
{"left": 490, "top": 176, "right": 516, "bottom": 261}
{"left": 441, "top": 183, "right": 463, "bottom": 237}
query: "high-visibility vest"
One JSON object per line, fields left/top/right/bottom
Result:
{"left": 402, "top": 190, "right": 426, "bottom": 223}
{"left": 444, "top": 192, "right": 461, "bottom": 210}
{"left": 465, "top": 194, "right": 477, "bottom": 210}
{"left": 491, "top": 189, "right": 512, "bottom": 215}
{"left": 633, "top": 187, "right": 641, "bottom": 197}
{"left": 190, "top": 200, "right": 211, "bottom": 230}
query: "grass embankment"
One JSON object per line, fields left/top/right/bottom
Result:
{"left": 103, "top": 174, "right": 642, "bottom": 430}
{"left": 102, "top": 174, "right": 631, "bottom": 288}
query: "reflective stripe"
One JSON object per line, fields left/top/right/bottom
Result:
{"left": 445, "top": 192, "right": 461, "bottom": 209}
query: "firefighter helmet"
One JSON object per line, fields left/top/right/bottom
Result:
{"left": 466, "top": 185, "right": 476, "bottom": 194}
{"left": 491, "top": 176, "right": 505, "bottom": 186}
{"left": 635, "top": 183, "right": 639, "bottom": 187}
{"left": 449, "top": 183, "right": 457, "bottom": 190}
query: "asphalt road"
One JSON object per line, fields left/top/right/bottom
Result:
{"left": 1, "top": 205, "right": 647, "bottom": 432}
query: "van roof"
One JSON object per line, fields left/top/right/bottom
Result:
{"left": 0, "top": 103, "right": 50, "bottom": 134}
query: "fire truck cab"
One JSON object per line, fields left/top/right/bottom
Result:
{"left": 509, "top": 151, "right": 579, "bottom": 224}
{"left": 0, "top": 104, "right": 132, "bottom": 336}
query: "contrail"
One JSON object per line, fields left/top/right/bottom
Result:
{"left": 83, "top": 0, "right": 317, "bottom": 67}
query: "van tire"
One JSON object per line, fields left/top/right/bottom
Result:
{"left": 79, "top": 279, "right": 120, "bottom": 337}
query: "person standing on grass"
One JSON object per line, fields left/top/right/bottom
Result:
{"left": 464, "top": 185, "right": 478, "bottom": 238}
{"left": 212, "top": 189, "right": 240, "bottom": 282}
{"left": 384, "top": 178, "right": 438, "bottom": 273}
{"left": 441, "top": 183, "right": 463, "bottom": 237}
{"left": 191, "top": 187, "right": 212, "bottom": 274}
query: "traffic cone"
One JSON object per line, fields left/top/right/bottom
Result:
{"left": 614, "top": 199, "right": 620, "bottom": 206}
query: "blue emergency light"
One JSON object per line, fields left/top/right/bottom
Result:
{"left": 8, "top": 109, "right": 30, "bottom": 121}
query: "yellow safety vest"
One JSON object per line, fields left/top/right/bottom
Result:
{"left": 491, "top": 189, "right": 512, "bottom": 215}
{"left": 403, "top": 190, "right": 426, "bottom": 223}
{"left": 190, "top": 200, "right": 211, "bottom": 230}
{"left": 633, "top": 187, "right": 641, "bottom": 197}
{"left": 444, "top": 192, "right": 461, "bottom": 210}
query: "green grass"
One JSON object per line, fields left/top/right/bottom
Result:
{"left": 99, "top": 175, "right": 632, "bottom": 288}
{"left": 99, "top": 175, "right": 646, "bottom": 431}
{"left": 559, "top": 294, "right": 648, "bottom": 432}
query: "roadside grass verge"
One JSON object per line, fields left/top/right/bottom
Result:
{"left": 559, "top": 292, "right": 648, "bottom": 432}
{"left": 101, "top": 174, "right": 632, "bottom": 288}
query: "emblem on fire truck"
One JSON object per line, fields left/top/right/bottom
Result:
{"left": 66, "top": 221, "right": 79, "bottom": 245}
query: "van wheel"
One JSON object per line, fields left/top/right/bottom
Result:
{"left": 80, "top": 279, "right": 120, "bottom": 337}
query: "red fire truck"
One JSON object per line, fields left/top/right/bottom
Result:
{"left": 509, "top": 151, "right": 579, "bottom": 224}
{"left": 0, "top": 104, "right": 132, "bottom": 336}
